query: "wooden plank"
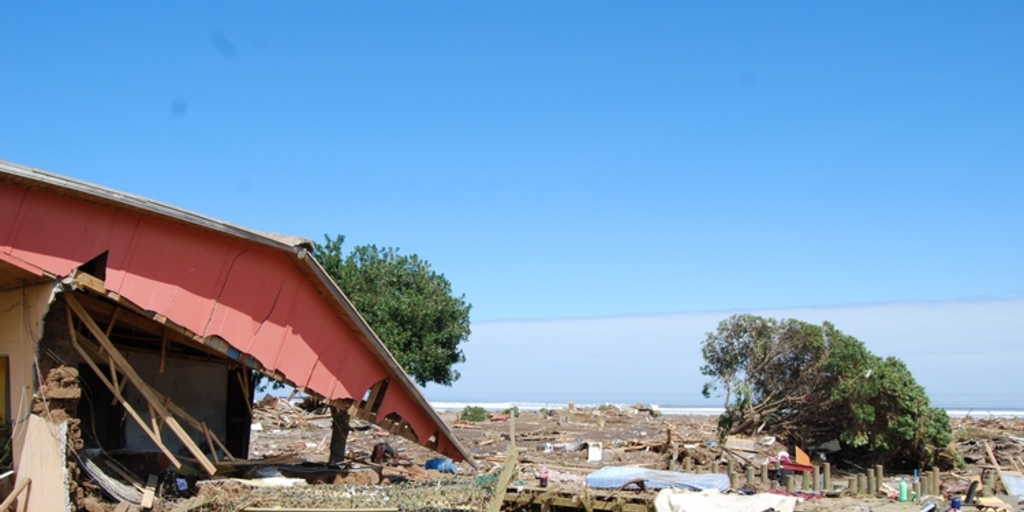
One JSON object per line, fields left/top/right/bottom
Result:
{"left": 361, "top": 379, "right": 387, "bottom": 416}
{"left": 984, "top": 441, "right": 1012, "bottom": 495}
{"left": 0, "top": 477, "right": 30, "bottom": 512}
{"left": 487, "top": 447, "right": 518, "bottom": 512}
{"left": 140, "top": 474, "right": 158, "bottom": 509}
{"left": 235, "top": 370, "right": 253, "bottom": 419}
{"left": 202, "top": 423, "right": 220, "bottom": 463}
{"left": 104, "top": 307, "right": 120, "bottom": 338}
{"left": 66, "top": 294, "right": 217, "bottom": 475}
{"left": 159, "top": 328, "right": 169, "bottom": 374}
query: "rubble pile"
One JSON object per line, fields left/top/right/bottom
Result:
{"left": 50, "top": 399, "right": 1024, "bottom": 511}
{"left": 953, "top": 415, "right": 1024, "bottom": 470}
{"left": 189, "top": 478, "right": 490, "bottom": 512}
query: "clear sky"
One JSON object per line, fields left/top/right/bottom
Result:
{"left": 2, "top": 3, "right": 1022, "bottom": 407}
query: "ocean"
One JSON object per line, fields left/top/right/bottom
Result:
{"left": 429, "top": 401, "right": 1024, "bottom": 418}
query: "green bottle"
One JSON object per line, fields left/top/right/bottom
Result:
{"left": 899, "top": 476, "right": 908, "bottom": 502}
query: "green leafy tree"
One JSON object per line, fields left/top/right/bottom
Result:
{"left": 701, "top": 314, "right": 953, "bottom": 468}
{"left": 314, "top": 235, "right": 471, "bottom": 387}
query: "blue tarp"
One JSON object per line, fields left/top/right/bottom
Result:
{"left": 585, "top": 466, "right": 731, "bottom": 491}
{"left": 1002, "top": 473, "right": 1024, "bottom": 500}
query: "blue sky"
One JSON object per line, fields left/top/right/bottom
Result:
{"left": 2, "top": 3, "right": 1022, "bottom": 406}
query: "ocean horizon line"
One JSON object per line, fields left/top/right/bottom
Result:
{"left": 428, "top": 400, "right": 1024, "bottom": 418}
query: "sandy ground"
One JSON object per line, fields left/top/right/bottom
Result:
{"left": 248, "top": 400, "right": 1024, "bottom": 511}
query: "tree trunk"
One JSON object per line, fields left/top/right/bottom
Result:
{"left": 328, "top": 406, "right": 352, "bottom": 465}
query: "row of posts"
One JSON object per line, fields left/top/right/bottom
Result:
{"left": 677, "top": 457, "right": 948, "bottom": 497}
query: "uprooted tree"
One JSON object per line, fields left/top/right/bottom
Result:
{"left": 700, "top": 314, "right": 953, "bottom": 468}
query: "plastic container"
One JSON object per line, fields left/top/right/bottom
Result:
{"left": 900, "top": 477, "right": 908, "bottom": 502}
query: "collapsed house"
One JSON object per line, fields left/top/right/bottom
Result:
{"left": 0, "top": 159, "right": 472, "bottom": 510}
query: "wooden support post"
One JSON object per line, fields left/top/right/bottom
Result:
{"left": 730, "top": 472, "right": 739, "bottom": 490}
{"left": 785, "top": 475, "right": 794, "bottom": 493}
{"left": 328, "top": 406, "right": 351, "bottom": 465}
{"left": 876, "top": 465, "right": 884, "bottom": 491}
{"left": 932, "top": 467, "right": 940, "bottom": 496}
{"left": 666, "top": 428, "right": 674, "bottom": 472}
{"left": 802, "top": 471, "right": 811, "bottom": 491}
{"left": 867, "top": 471, "right": 875, "bottom": 496}
{"left": 813, "top": 465, "right": 821, "bottom": 491}
{"left": 823, "top": 463, "right": 831, "bottom": 491}
{"left": 760, "top": 464, "right": 768, "bottom": 485}
{"left": 159, "top": 329, "right": 169, "bottom": 374}
{"left": 983, "top": 470, "right": 995, "bottom": 497}
{"left": 684, "top": 457, "right": 692, "bottom": 472}
{"left": 66, "top": 294, "right": 217, "bottom": 475}
{"left": 746, "top": 465, "right": 755, "bottom": 486}
{"left": 727, "top": 459, "right": 735, "bottom": 478}
{"left": 852, "top": 474, "right": 860, "bottom": 495}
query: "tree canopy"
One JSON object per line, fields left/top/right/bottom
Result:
{"left": 314, "top": 235, "right": 471, "bottom": 387}
{"left": 700, "top": 314, "right": 953, "bottom": 468}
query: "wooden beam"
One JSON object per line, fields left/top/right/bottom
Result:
{"left": 140, "top": 474, "right": 158, "bottom": 509}
{"left": 71, "top": 292, "right": 228, "bottom": 362}
{"left": 0, "top": 477, "right": 30, "bottom": 512}
{"left": 202, "top": 422, "right": 220, "bottom": 463}
{"left": 105, "top": 307, "right": 120, "bottom": 338}
{"left": 159, "top": 328, "right": 169, "bottom": 374}
{"left": 66, "top": 293, "right": 218, "bottom": 475}
{"left": 361, "top": 379, "right": 388, "bottom": 417}
{"left": 235, "top": 370, "right": 253, "bottom": 419}
{"left": 984, "top": 441, "right": 1012, "bottom": 495}
{"left": 487, "top": 447, "right": 518, "bottom": 512}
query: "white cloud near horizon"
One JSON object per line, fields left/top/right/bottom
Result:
{"left": 423, "top": 297, "right": 1024, "bottom": 410}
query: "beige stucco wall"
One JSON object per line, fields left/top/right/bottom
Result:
{"left": 0, "top": 281, "right": 56, "bottom": 467}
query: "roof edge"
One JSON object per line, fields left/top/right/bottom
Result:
{"left": 296, "top": 252, "right": 476, "bottom": 466}
{"left": 0, "top": 159, "right": 313, "bottom": 253}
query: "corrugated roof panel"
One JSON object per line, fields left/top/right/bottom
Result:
{"left": 6, "top": 187, "right": 114, "bottom": 277}
{"left": 0, "top": 184, "right": 28, "bottom": 248}
{"left": 376, "top": 383, "right": 435, "bottom": 446}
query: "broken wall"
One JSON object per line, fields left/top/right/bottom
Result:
{"left": 121, "top": 353, "right": 227, "bottom": 453}
{"left": 0, "top": 282, "right": 55, "bottom": 464}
